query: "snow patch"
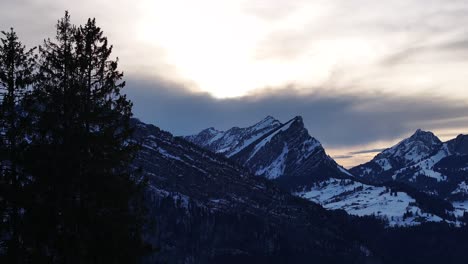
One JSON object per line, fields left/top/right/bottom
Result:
{"left": 375, "top": 158, "right": 392, "bottom": 171}
{"left": 452, "top": 181, "right": 468, "bottom": 195}
{"left": 256, "top": 143, "right": 289, "bottom": 179}
{"left": 453, "top": 200, "right": 468, "bottom": 218}
{"left": 247, "top": 119, "right": 295, "bottom": 161}
{"left": 337, "top": 166, "right": 353, "bottom": 177}
{"left": 158, "top": 148, "right": 182, "bottom": 161}
{"left": 296, "top": 179, "right": 444, "bottom": 226}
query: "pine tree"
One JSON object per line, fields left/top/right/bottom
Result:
{"left": 0, "top": 28, "right": 36, "bottom": 261}
{"left": 71, "top": 16, "right": 147, "bottom": 263}
{"left": 22, "top": 12, "right": 146, "bottom": 263}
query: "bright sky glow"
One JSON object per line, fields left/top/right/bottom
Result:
{"left": 4, "top": 0, "right": 468, "bottom": 99}
{"left": 129, "top": 0, "right": 468, "bottom": 98}
{"left": 2, "top": 0, "right": 468, "bottom": 166}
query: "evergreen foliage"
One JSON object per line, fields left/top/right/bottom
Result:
{"left": 0, "top": 27, "right": 36, "bottom": 261}
{"left": 0, "top": 12, "right": 147, "bottom": 263}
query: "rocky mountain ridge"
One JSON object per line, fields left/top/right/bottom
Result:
{"left": 131, "top": 119, "right": 371, "bottom": 263}
{"left": 186, "top": 117, "right": 462, "bottom": 225}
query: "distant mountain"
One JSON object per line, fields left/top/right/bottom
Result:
{"left": 350, "top": 130, "right": 468, "bottom": 201}
{"left": 187, "top": 117, "right": 459, "bottom": 225}
{"left": 130, "top": 119, "right": 371, "bottom": 263}
{"left": 186, "top": 116, "right": 351, "bottom": 191}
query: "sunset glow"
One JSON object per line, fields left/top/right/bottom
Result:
{"left": 2, "top": 0, "right": 468, "bottom": 166}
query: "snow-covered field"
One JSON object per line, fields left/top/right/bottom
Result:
{"left": 296, "top": 179, "right": 444, "bottom": 226}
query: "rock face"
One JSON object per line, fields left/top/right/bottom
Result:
{"left": 351, "top": 131, "right": 468, "bottom": 200}
{"left": 187, "top": 116, "right": 351, "bottom": 191}
{"left": 185, "top": 116, "right": 281, "bottom": 158}
{"left": 130, "top": 119, "right": 370, "bottom": 263}
{"left": 186, "top": 117, "right": 461, "bottom": 225}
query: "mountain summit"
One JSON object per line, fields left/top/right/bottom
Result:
{"left": 351, "top": 130, "right": 468, "bottom": 200}
{"left": 377, "top": 129, "right": 442, "bottom": 167}
{"left": 187, "top": 116, "right": 352, "bottom": 191}
{"left": 187, "top": 118, "right": 455, "bottom": 225}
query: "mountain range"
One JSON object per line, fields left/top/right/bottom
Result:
{"left": 187, "top": 116, "right": 468, "bottom": 226}
{"left": 351, "top": 129, "right": 468, "bottom": 219}
{"left": 126, "top": 115, "right": 468, "bottom": 263}
{"left": 130, "top": 119, "right": 372, "bottom": 263}
{"left": 351, "top": 130, "right": 468, "bottom": 199}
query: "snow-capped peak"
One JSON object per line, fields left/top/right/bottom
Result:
{"left": 202, "top": 127, "right": 222, "bottom": 135}
{"left": 260, "top": 115, "right": 279, "bottom": 124}
{"left": 251, "top": 116, "right": 281, "bottom": 131}
{"left": 185, "top": 116, "right": 282, "bottom": 157}
{"left": 187, "top": 115, "right": 352, "bottom": 190}
{"left": 350, "top": 130, "right": 468, "bottom": 202}
{"left": 408, "top": 129, "right": 441, "bottom": 146}
{"left": 376, "top": 129, "right": 442, "bottom": 166}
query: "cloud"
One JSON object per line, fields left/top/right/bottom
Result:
{"left": 349, "top": 148, "right": 387, "bottom": 155}
{"left": 380, "top": 33, "right": 468, "bottom": 67}
{"left": 125, "top": 76, "right": 468, "bottom": 149}
{"left": 2, "top": 0, "right": 468, "bottom": 99}
{"left": 3, "top": 0, "right": 468, "bottom": 154}
{"left": 249, "top": 0, "right": 468, "bottom": 99}
{"left": 242, "top": 0, "right": 309, "bottom": 21}
{"left": 333, "top": 155, "right": 354, "bottom": 159}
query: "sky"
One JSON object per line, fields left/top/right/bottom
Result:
{"left": 2, "top": 0, "right": 468, "bottom": 167}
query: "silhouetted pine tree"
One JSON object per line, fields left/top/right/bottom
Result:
{"left": 22, "top": 12, "right": 147, "bottom": 263}
{"left": 0, "top": 28, "right": 36, "bottom": 262}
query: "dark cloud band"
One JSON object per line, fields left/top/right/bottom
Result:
{"left": 125, "top": 76, "right": 468, "bottom": 148}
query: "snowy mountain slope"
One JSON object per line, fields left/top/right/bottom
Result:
{"left": 350, "top": 130, "right": 462, "bottom": 190}
{"left": 351, "top": 131, "right": 468, "bottom": 220}
{"left": 233, "top": 116, "right": 352, "bottom": 190}
{"left": 187, "top": 118, "right": 468, "bottom": 225}
{"left": 351, "top": 129, "right": 443, "bottom": 183}
{"left": 131, "top": 119, "right": 371, "bottom": 262}
{"left": 185, "top": 116, "right": 281, "bottom": 157}
{"left": 187, "top": 116, "right": 351, "bottom": 191}
{"left": 296, "top": 179, "right": 447, "bottom": 226}
{"left": 185, "top": 116, "right": 459, "bottom": 225}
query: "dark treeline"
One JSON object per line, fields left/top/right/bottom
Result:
{"left": 0, "top": 12, "right": 147, "bottom": 263}
{"left": 333, "top": 212, "right": 468, "bottom": 264}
